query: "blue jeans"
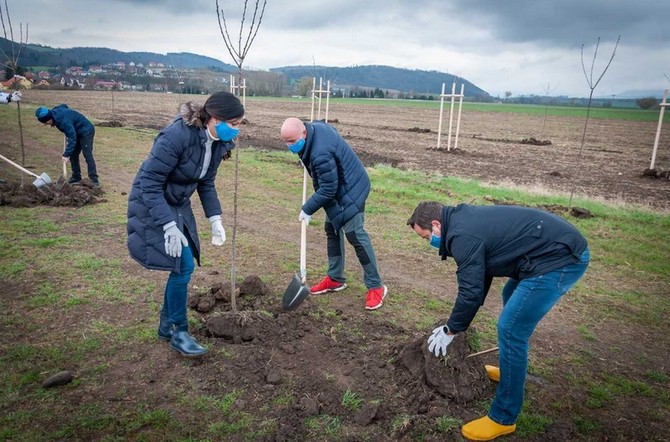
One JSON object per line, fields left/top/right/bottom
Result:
{"left": 69, "top": 131, "right": 99, "bottom": 184}
{"left": 161, "top": 245, "right": 195, "bottom": 332}
{"left": 324, "top": 212, "right": 382, "bottom": 289}
{"left": 489, "top": 248, "right": 590, "bottom": 425}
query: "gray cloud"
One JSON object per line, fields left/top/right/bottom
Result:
{"left": 4, "top": 0, "right": 669, "bottom": 97}
{"left": 453, "top": 0, "right": 669, "bottom": 47}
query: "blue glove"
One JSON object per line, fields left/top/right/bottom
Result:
{"left": 427, "top": 325, "right": 454, "bottom": 357}
{"left": 163, "top": 222, "right": 188, "bottom": 258}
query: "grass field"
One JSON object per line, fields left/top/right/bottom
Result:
{"left": 1, "top": 98, "right": 669, "bottom": 440}
{"left": 264, "top": 97, "right": 669, "bottom": 122}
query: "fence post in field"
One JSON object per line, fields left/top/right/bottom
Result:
{"left": 310, "top": 77, "right": 331, "bottom": 122}
{"left": 436, "top": 82, "right": 464, "bottom": 150}
{"left": 454, "top": 83, "right": 465, "bottom": 150}
{"left": 437, "top": 83, "right": 446, "bottom": 149}
{"left": 649, "top": 89, "right": 668, "bottom": 171}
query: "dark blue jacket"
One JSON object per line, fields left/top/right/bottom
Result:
{"left": 49, "top": 104, "right": 95, "bottom": 157}
{"left": 127, "top": 116, "right": 235, "bottom": 272}
{"left": 299, "top": 122, "right": 370, "bottom": 231}
{"left": 437, "top": 204, "right": 588, "bottom": 333}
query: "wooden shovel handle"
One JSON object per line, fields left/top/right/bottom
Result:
{"left": 466, "top": 346, "right": 499, "bottom": 359}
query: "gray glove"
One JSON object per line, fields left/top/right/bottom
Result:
{"left": 209, "top": 215, "right": 226, "bottom": 246}
{"left": 9, "top": 91, "right": 21, "bottom": 102}
{"left": 298, "top": 210, "right": 312, "bottom": 223}
{"left": 163, "top": 222, "right": 188, "bottom": 258}
{"left": 427, "top": 325, "right": 455, "bottom": 357}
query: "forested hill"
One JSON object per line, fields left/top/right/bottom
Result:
{"left": 271, "top": 65, "right": 489, "bottom": 97}
{"left": 0, "top": 37, "right": 235, "bottom": 71}
{"left": 2, "top": 38, "right": 489, "bottom": 97}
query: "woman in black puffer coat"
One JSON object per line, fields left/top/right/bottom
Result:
{"left": 127, "top": 91, "right": 244, "bottom": 357}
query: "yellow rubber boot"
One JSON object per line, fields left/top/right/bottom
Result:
{"left": 462, "top": 416, "right": 516, "bottom": 441}
{"left": 485, "top": 365, "right": 500, "bottom": 382}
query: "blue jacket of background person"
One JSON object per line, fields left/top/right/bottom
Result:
{"left": 298, "top": 121, "right": 370, "bottom": 231}
{"left": 126, "top": 113, "right": 235, "bottom": 273}
{"left": 49, "top": 104, "right": 95, "bottom": 157}
{"left": 436, "top": 204, "right": 588, "bottom": 333}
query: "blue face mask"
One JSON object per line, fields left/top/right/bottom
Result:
{"left": 215, "top": 121, "right": 240, "bottom": 142}
{"left": 288, "top": 138, "right": 305, "bottom": 154}
{"left": 429, "top": 233, "right": 441, "bottom": 249}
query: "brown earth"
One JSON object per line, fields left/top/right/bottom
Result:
{"left": 2, "top": 91, "right": 669, "bottom": 441}
{"left": 19, "top": 90, "right": 670, "bottom": 209}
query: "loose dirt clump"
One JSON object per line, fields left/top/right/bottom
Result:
{"left": 188, "top": 275, "right": 271, "bottom": 313}
{"left": 97, "top": 120, "right": 124, "bottom": 127}
{"left": 408, "top": 127, "right": 431, "bottom": 133}
{"left": 394, "top": 332, "right": 489, "bottom": 404}
{"left": 0, "top": 179, "right": 105, "bottom": 207}
{"left": 521, "top": 137, "right": 552, "bottom": 146}
{"left": 641, "top": 168, "right": 670, "bottom": 179}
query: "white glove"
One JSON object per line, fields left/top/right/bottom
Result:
{"left": 9, "top": 91, "right": 21, "bottom": 102}
{"left": 209, "top": 215, "right": 226, "bottom": 246}
{"left": 427, "top": 325, "right": 454, "bottom": 357}
{"left": 298, "top": 210, "right": 312, "bottom": 223}
{"left": 163, "top": 222, "right": 188, "bottom": 258}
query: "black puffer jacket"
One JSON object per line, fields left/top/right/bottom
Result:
{"left": 127, "top": 107, "right": 234, "bottom": 272}
{"left": 437, "top": 204, "right": 588, "bottom": 332}
{"left": 299, "top": 122, "right": 370, "bottom": 231}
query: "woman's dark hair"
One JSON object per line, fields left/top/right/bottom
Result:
{"left": 204, "top": 91, "right": 245, "bottom": 122}
{"left": 407, "top": 201, "right": 444, "bottom": 229}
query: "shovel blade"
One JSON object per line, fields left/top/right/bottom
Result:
{"left": 282, "top": 273, "right": 310, "bottom": 311}
{"left": 32, "top": 172, "right": 52, "bottom": 188}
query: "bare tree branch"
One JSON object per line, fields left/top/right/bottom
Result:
{"left": 215, "top": 0, "right": 267, "bottom": 72}
{"left": 0, "top": 0, "right": 28, "bottom": 176}
{"left": 570, "top": 35, "right": 620, "bottom": 209}
{"left": 214, "top": 0, "right": 268, "bottom": 312}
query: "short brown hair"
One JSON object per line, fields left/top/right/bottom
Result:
{"left": 407, "top": 201, "right": 444, "bottom": 229}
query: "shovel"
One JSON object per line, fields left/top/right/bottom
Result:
{"left": 282, "top": 167, "right": 310, "bottom": 311}
{"left": 55, "top": 135, "right": 68, "bottom": 189}
{"left": 0, "top": 153, "right": 53, "bottom": 188}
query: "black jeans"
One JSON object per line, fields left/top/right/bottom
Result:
{"left": 69, "top": 130, "right": 98, "bottom": 183}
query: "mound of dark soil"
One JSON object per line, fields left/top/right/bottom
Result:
{"left": 189, "top": 282, "right": 496, "bottom": 440}
{"left": 641, "top": 168, "right": 670, "bottom": 179}
{"left": 521, "top": 137, "right": 552, "bottom": 146}
{"left": 97, "top": 120, "right": 124, "bottom": 127}
{"left": 0, "top": 178, "right": 105, "bottom": 207}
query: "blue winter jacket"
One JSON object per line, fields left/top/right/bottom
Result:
{"left": 127, "top": 114, "right": 235, "bottom": 273}
{"left": 49, "top": 104, "right": 95, "bottom": 157}
{"left": 299, "top": 122, "right": 370, "bottom": 231}
{"left": 436, "top": 204, "right": 588, "bottom": 333}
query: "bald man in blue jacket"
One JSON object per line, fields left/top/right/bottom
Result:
{"left": 281, "top": 117, "right": 387, "bottom": 311}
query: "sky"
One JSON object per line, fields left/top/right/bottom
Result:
{"left": 4, "top": 0, "right": 669, "bottom": 98}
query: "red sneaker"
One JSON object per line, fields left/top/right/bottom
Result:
{"left": 310, "top": 276, "right": 347, "bottom": 295}
{"left": 365, "top": 285, "right": 388, "bottom": 310}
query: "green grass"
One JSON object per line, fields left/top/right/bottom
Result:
{"left": 252, "top": 96, "right": 670, "bottom": 122}
{"left": 1, "top": 106, "right": 669, "bottom": 440}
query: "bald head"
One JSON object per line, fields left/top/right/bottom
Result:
{"left": 280, "top": 117, "right": 306, "bottom": 144}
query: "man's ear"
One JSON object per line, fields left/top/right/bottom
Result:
{"left": 431, "top": 220, "right": 441, "bottom": 231}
